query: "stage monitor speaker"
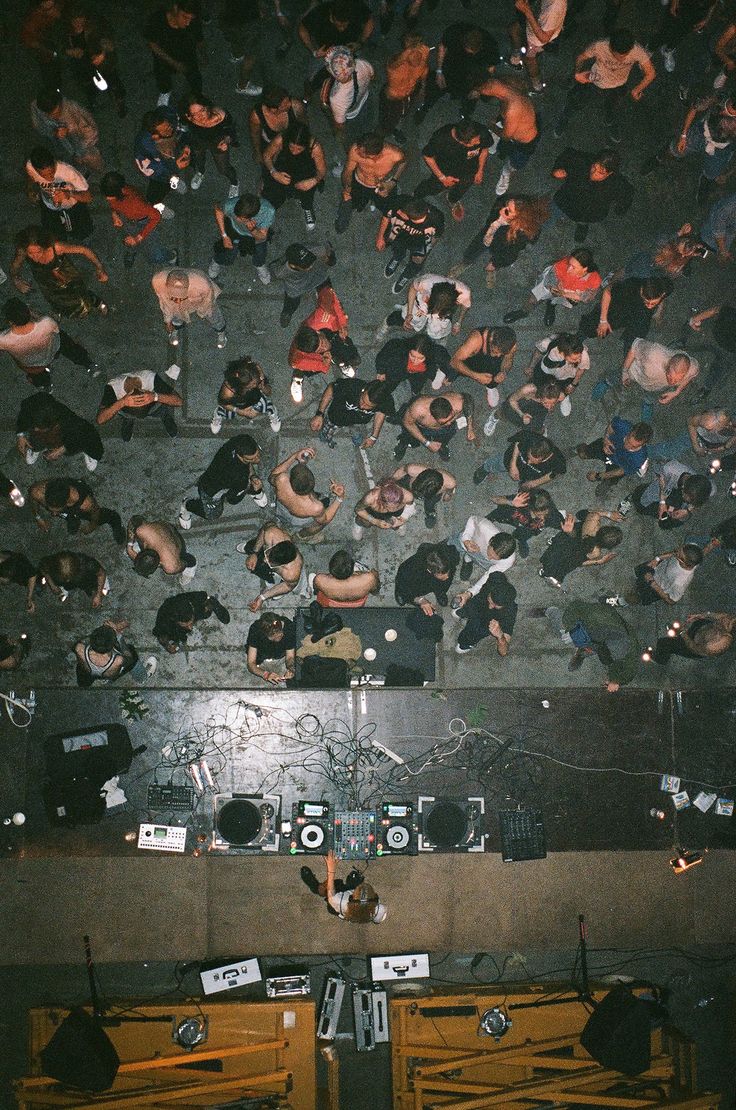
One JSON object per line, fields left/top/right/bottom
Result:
{"left": 580, "top": 986, "right": 652, "bottom": 1076}
{"left": 40, "top": 1008, "right": 120, "bottom": 1092}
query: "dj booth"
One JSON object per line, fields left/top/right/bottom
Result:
{"left": 293, "top": 605, "right": 437, "bottom": 687}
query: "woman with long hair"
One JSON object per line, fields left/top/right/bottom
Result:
{"left": 10, "top": 225, "right": 108, "bottom": 318}
{"left": 182, "top": 95, "right": 239, "bottom": 195}
{"left": 261, "top": 120, "right": 326, "bottom": 232}
{"left": 451, "top": 194, "right": 550, "bottom": 287}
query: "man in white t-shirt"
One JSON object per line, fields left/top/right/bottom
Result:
{"left": 301, "top": 850, "right": 387, "bottom": 924}
{"left": 25, "top": 146, "right": 93, "bottom": 240}
{"left": 555, "top": 28, "right": 656, "bottom": 141}
{"left": 324, "top": 46, "right": 374, "bottom": 142}
{"left": 607, "top": 543, "right": 703, "bottom": 607}
{"left": 453, "top": 514, "right": 517, "bottom": 580}
{"left": 0, "top": 298, "right": 98, "bottom": 389}
{"left": 510, "top": 0, "right": 567, "bottom": 92}
{"left": 622, "top": 339, "right": 699, "bottom": 407}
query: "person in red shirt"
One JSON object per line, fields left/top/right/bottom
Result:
{"left": 505, "top": 248, "right": 602, "bottom": 328}
{"left": 302, "top": 284, "right": 361, "bottom": 376}
{"left": 288, "top": 325, "right": 333, "bottom": 404}
{"left": 101, "top": 171, "right": 177, "bottom": 269}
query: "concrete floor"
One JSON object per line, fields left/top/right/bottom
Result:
{"left": 2, "top": 0, "right": 736, "bottom": 1105}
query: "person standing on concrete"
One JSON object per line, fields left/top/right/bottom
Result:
{"left": 30, "top": 478, "right": 125, "bottom": 543}
{"left": 151, "top": 267, "right": 227, "bottom": 349}
{"left": 96, "top": 370, "right": 182, "bottom": 441}
{"left": 126, "top": 517, "right": 197, "bottom": 586}
{"left": 38, "top": 550, "right": 109, "bottom": 609}
{"left": 16, "top": 392, "right": 103, "bottom": 472}
{"left": 208, "top": 192, "right": 274, "bottom": 287}
{"left": 270, "top": 242, "right": 337, "bottom": 329}
{"left": 240, "top": 522, "right": 309, "bottom": 612}
{"left": 101, "top": 172, "right": 177, "bottom": 268}
{"left": 74, "top": 619, "right": 157, "bottom": 687}
{"left": 269, "top": 446, "right": 346, "bottom": 538}
{"left": 301, "top": 849, "right": 387, "bottom": 923}
{"left": 24, "top": 147, "right": 94, "bottom": 241}
{"left": 153, "top": 592, "right": 231, "bottom": 654}
{"left": 0, "top": 298, "right": 100, "bottom": 390}
{"left": 30, "top": 89, "right": 103, "bottom": 174}
{"left": 311, "top": 551, "right": 380, "bottom": 606}
{"left": 145, "top": 0, "right": 203, "bottom": 104}
{"left": 179, "top": 434, "right": 268, "bottom": 527}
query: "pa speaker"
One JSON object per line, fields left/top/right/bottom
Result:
{"left": 580, "top": 986, "right": 651, "bottom": 1076}
{"left": 40, "top": 1008, "right": 119, "bottom": 1091}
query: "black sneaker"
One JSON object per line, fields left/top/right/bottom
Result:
{"left": 392, "top": 272, "right": 411, "bottom": 295}
{"left": 473, "top": 464, "right": 489, "bottom": 485}
{"left": 161, "top": 413, "right": 178, "bottom": 438}
{"left": 544, "top": 302, "right": 556, "bottom": 327}
{"left": 460, "top": 556, "right": 473, "bottom": 581}
{"left": 209, "top": 597, "right": 231, "bottom": 624}
{"left": 279, "top": 311, "right": 293, "bottom": 328}
{"left": 393, "top": 441, "right": 407, "bottom": 461}
{"left": 384, "top": 256, "right": 400, "bottom": 278}
{"left": 503, "top": 309, "right": 527, "bottom": 323}
{"left": 438, "top": 443, "right": 450, "bottom": 460}
{"left": 574, "top": 223, "right": 589, "bottom": 243}
{"left": 300, "top": 866, "right": 320, "bottom": 893}
{"left": 425, "top": 510, "right": 437, "bottom": 528}
{"left": 111, "top": 518, "right": 126, "bottom": 545}
{"left": 121, "top": 420, "right": 135, "bottom": 442}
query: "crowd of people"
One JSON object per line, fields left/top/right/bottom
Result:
{"left": 2, "top": 0, "right": 736, "bottom": 691}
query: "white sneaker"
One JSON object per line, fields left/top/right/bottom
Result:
{"left": 307, "top": 571, "right": 316, "bottom": 595}
{"left": 166, "top": 363, "right": 181, "bottom": 380}
{"left": 714, "top": 70, "right": 728, "bottom": 89}
{"left": 227, "top": 184, "right": 240, "bottom": 199}
{"left": 191, "top": 171, "right": 204, "bottom": 190}
{"left": 179, "top": 564, "right": 197, "bottom": 585}
{"left": 144, "top": 656, "right": 158, "bottom": 677}
{"left": 431, "top": 370, "right": 447, "bottom": 391}
{"left": 156, "top": 92, "right": 170, "bottom": 107}
{"left": 157, "top": 204, "right": 175, "bottom": 220}
{"left": 483, "top": 413, "right": 499, "bottom": 437}
{"left": 290, "top": 378, "right": 304, "bottom": 404}
{"left": 237, "top": 81, "right": 263, "bottom": 96}
{"left": 304, "top": 208, "right": 316, "bottom": 232}
{"left": 252, "top": 490, "right": 269, "bottom": 507}
{"left": 83, "top": 454, "right": 98, "bottom": 472}
{"left": 661, "top": 46, "right": 676, "bottom": 73}
{"left": 269, "top": 411, "right": 282, "bottom": 432}
{"left": 488, "top": 132, "right": 500, "bottom": 156}
{"left": 495, "top": 166, "right": 512, "bottom": 196}
{"left": 352, "top": 522, "right": 364, "bottom": 541}
{"left": 169, "top": 330, "right": 180, "bottom": 346}
{"left": 25, "top": 449, "right": 41, "bottom": 465}
{"left": 178, "top": 506, "right": 192, "bottom": 530}
{"left": 255, "top": 264, "right": 271, "bottom": 285}
{"left": 486, "top": 387, "right": 500, "bottom": 408}
{"left": 211, "top": 410, "right": 223, "bottom": 434}
{"left": 235, "top": 541, "right": 250, "bottom": 554}
{"left": 216, "top": 331, "right": 228, "bottom": 349}
{"left": 208, "top": 260, "right": 221, "bottom": 280}
{"left": 455, "top": 643, "right": 472, "bottom": 654}
{"left": 171, "top": 177, "right": 187, "bottom": 194}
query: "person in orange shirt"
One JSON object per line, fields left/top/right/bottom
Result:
{"left": 380, "top": 31, "right": 429, "bottom": 142}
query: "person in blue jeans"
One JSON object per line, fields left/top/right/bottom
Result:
{"left": 101, "top": 172, "right": 177, "bottom": 268}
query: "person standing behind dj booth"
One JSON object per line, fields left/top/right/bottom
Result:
{"left": 301, "top": 849, "right": 387, "bottom": 923}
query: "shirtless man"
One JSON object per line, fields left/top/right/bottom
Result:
{"left": 126, "top": 516, "right": 197, "bottom": 585}
{"left": 241, "top": 522, "right": 307, "bottom": 612}
{"left": 336, "top": 132, "right": 406, "bottom": 234}
{"left": 311, "top": 549, "right": 380, "bottom": 606}
{"left": 391, "top": 462, "right": 456, "bottom": 528}
{"left": 353, "top": 478, "right": 415, "bottom": 539}
{"left": 472, "top": 76, "right": 539, "bottom": 197}
{"left": 269, "top": 446, "right": 346, "bottom": 538}
{"left": 394, "top": 392, "right": 475, "bottom": 462}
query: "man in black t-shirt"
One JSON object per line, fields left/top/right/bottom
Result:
{"left": 552, "top": 148, "right": 634, "bottom": 242}
{"left": 415, "top": 120, "right": 491, "bottom": 221}
{"left": 179, "top": 433, "right": 268, "bottom": 526}
{"left": 146, "top": 0, "right": 203, "bottom": 103}
{"left": 16, "top": 393, "right": 104, "bottom": 472}
{"left": 154, "top": 590, "right": 230, "bottom": 653}
{"left": 376, "top": 196, "right": 444, "bottom": 294}
{"left": 310, "top": 378, "right": 394, "bottom": 448}
{"left": 417, "top": 22, "right": 499, "bottom": 119}
{"left": 246, "top": 613, "right": 296, "bottom": 684}
{"left": 579, "top": 276, "right": 672, "bottom": 358}
{"left": 38, "top": 551, "right": 108, "bottom": 608}
{"left": 474, "top": 431, "right": 567, "bottom": 488}
{"left": 395, "top": 542, "right": 460, "bottom": 610}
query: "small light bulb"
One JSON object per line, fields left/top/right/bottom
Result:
{"left": 20, "top": 633, "right": 28, "bottom": 641}
{"left": 672, "top": 621, "right": 681, "bottom": 630}
{"left": 667, "top": 627, "right": 677, "bottom": 637}
{"left": 11, "top": 812, "right": 26, "bottom": 826}
{"left": 641, "top": 649, "right": 653, "bottom": 663}
{"left": 124, "top": 831, "right": 136, "bottom": 842}
{"left": 710, "top": 459, "right": 722, "bottom": 475}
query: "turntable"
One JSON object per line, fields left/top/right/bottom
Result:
{"left": 376, "top": 801, "right": 418, "bottom": 856}
{"left": 418, "top": 795, "right": 485, "bottom": 853}
{"left": 290, "top": 800, "right": 333, "bottom": 854}
{"left": 212, "top": 793, "right": 281, "bottom": 853}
